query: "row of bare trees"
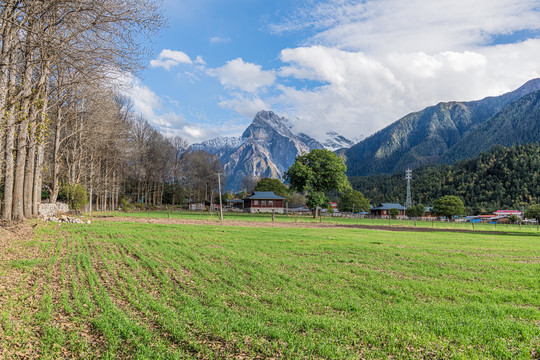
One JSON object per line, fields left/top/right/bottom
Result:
{"left": 39, "top": 84, "right": 225, "bottom": 213}
{"left": 0, "top": 1, "right": 231, "bottom": 219}
{"left": 0, "top": 0, "right": 164, "bottom": 221}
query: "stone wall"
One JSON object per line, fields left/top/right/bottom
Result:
{"left": 38, "top": 203, "right": 69, "bottom": 217}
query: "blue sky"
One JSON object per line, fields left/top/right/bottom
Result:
{"left": 127, "top": 0, "right": 540, "bottom": 144}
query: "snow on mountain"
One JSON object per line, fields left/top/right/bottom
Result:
{"left": 190, "top": 136, "right": 243, "bottom": 153}
{"left": 191, "top": 111, "right": 355, "bottom": 190}
{"left": 321, "top": 131, "right": 355, "bottom": 151}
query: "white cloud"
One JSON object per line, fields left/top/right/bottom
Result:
{"left": 209, "top": 58, "right": 276, "bottom": 93}
{"left": 194, "top": 55, "right": 207, "bottom": 65}
{"left": 150, "top": 49, "right": 193, "bottom": 70}
{"left": 118, "top": 73, "right": 212, "bottom": 144}
{"left": 211, "top": 0, "right": 538, "bottom": 141}
{"left": 271, "top": 0, "right": 540, "bottom": 53}
{"left": 270, "top": 41, "right": 540, "bottom": 140}
{"left": 210, "top": 36, "right": 232, "bottom": 44}
{"left": 218, "top": 95, "right": 270, "bottom": 118}
{"left": 140, "top": 1, "right": 540, "bottom": 144}
{"left": 183, "top": 126, "right": 204, "bottom": 138}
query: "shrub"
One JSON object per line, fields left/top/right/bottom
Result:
{"left": 60, "top": 183, "right": 89, "bottom": 210}
{"left": 389, "top": 208, "right": 400, "bottom": 219}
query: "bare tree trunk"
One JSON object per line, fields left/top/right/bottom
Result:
{"left": 32, "top": 86, "right": 49, "bottom": 217}
{"left": 12, "top": 115, "right": 31, "bottom": 221}
{"left": 103, "top": 166, "right": 108, "bottom": 211}
{"left": 112, "top": 170, "right": 117, "bottom": 210}
{"left": 11, "top": 14, "right": 40, "bottom": 222}
{"left": 23, "top": 122, "right": 37, "bottom": 218}
{"left": 0, "top": 1, "right": 18, "bottom": 120}
{"left": 0, "top": 126, "right": 4, "bottom": 214}
{"left": 88, "top": 156, "right": 94, "bottom": 214}
{"left": 33, "top": 140, "right": 45, "bottom": 216}
{"left": 75, "top": 121, "right": 83, "bottom": 183}
{"left": 2, "top": 109, "right": 15, "bottom": 220}
{"left": 50, "top": 110, "right": 63, "bottom": 203}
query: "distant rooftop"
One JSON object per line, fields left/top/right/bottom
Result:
{"left": 372, "top": 203, "right": 406, "bottom": 210}
{"left": 244, "top": 191, "right": 285, "bottom": 200}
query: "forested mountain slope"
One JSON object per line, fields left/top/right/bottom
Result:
{"left": 440, "top": 90, "right": 540, "bottom": 164}
{"left": 345, "top": 79, "right": 540, "bottom": 176}
{"left": 350, "top": 144, "right": 540, "bottom": 212}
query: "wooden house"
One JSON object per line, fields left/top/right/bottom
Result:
{"left": 370, "top": 203, "right": 406, "bottom": 218}
{"left": 243, "top": 191, "right": 285, "bottom": 214}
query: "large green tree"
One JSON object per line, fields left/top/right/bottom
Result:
{"left": 338, "top": 189, "right": 370, "bottom": 213}
{"left": 406, "top": 204, "right": 426, "bottom": 218}
{"left": 524, "top": 204, "right": 540, "bottom": 223}
{"left": 285, "top": 149, "right": 349, "bottom": 217}
{"left": 254, "top": 178, "right": 289, "bottom": 198}
{"left": 432, "top": 196, "right": 465, "bottom": 220}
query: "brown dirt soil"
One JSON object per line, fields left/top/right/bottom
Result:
{"left": 96, "top": 216, "right": 497, "bottom": 234}
{"left": 0, "top": 223, "right": 44, "bottom": 359}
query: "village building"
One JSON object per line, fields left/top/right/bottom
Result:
{"left": 243, "top": 191, "right": 286, "bottom": 214}
{"left": 493, "top": 210, "right": 522, "bottom": 218}
{"left": 423, "top": 207, "right": 437, "bottom": 219}
{"left": 370, "top": 203, "right": 406, "bottom": 218}
{"left": 188, "top": 201, "right": 210, "bottom": 211}
{"left": 226, "top": 199, "right": 245, "bottom": 211}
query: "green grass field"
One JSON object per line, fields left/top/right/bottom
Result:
{"left": 0, "top": 218, "right": 539, "bottom": 359}
{"left": 93, "top": 209, "right": 540, "bottom": 233}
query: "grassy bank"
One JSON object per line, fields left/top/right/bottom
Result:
{"left": 0, "top": 220, "right": 539, "bottom": 359}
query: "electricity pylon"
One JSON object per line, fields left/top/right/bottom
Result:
{"left": 405, "top": 168, "right": 412, "bottom": 208}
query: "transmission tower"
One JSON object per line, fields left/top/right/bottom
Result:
{"left": 405, "top": 168, "right": 412, "bottom": 208}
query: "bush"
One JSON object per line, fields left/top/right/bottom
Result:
{"left": 406, "top": 204, "right": 426, "bottom": 218}
{"left": 524, "top": 204, "right": 540, "bottom": 222}
{"left": 432, "top": 195, "right": 465, "bottom": 220}
{"left": 60, "top": 183, "right": 89, "bottom": 210}
{"left": 338, "top": 189, "right": 370, "bottom": 213}
{"left": 120, "top": 198, "right": 134, "bottom": 212}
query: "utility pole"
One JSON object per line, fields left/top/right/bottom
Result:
{"left": 405, "top": 168, "right": 412, "bottom": 208}
{"left": 217, "top": 172, "right": 223, "bottom": 222}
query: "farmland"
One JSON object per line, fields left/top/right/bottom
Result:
{"left": 97, "top": 210, "right": 540, "bottom": 233}
{"left": 0, "top": 217, "right": 539, "bottom": 359}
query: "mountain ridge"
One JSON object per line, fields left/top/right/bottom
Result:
{"left": 345, "top": 78, "right": 540, "bottom": 177}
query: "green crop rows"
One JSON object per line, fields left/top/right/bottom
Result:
{"left": 0, "top": 219, "right": 539, "bottom": 359}
{"left": 93, "top": 209, "right": 540, "bottom": 233}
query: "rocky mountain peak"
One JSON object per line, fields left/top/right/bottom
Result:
{"left": 192, "top": 110, "right": 355, "bottom": 190}
{"left": 322, "top": 131, "right": 356, "bottom": 151}
{"left": 192, "top": 136, "right": 242, "bottom": 151}
{"left": 243, "top": 110, "right": 295, "bottom": 139}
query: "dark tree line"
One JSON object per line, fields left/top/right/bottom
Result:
{"left": 350, "top": 144, "right": 540, "bottom": 213}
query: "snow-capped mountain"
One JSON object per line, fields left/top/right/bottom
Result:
{"left": 191, "top": 136, "right": 243, "bottom": 152}
{"left": 191, "top": 110, "right": 354, "bottom": 190}
{"left": 322, "top": 131, "right": 356, "bottom": 151}
{"left": 189, "top": 136, "right": 243, "bottom": 160}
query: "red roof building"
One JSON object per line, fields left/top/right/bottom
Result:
{"left": 493, "top": 210, "right": 522, "bottom": 218}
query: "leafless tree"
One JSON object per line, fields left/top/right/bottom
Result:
{"left": 0, "top": 0, "right": 165, "bottom": 221}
